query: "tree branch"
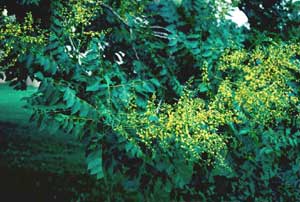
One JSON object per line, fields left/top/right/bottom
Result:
{"left": 100, "top": 3, "right": 130, "bottom": 28}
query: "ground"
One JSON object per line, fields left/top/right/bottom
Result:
{"left": 0, "top": 84, "right": 99, "bottom": 201}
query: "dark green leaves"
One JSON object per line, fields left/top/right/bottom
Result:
{"left": 86, "top": 82, "right": 107, "bottom": 92}
{"left": 171, "top": 158, "right": 193, "bottom": 188}
{"left": 87, "top": 148, "right": 104, "bottom": 179}
{"left": 63, "top": 87, "right": 76, "bottom": 108}
{"left": 125, "top": 142, "right": 143, "bottom": 158}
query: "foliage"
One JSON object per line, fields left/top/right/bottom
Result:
{"left": 212, "top": 44, "right": 300, "bottom": 201}
{"left": 0, "top": 9, "right": 45, "bottom": 89}
{"left": 117, "top": 93, "right": 230, "bottom": 166}
{"left": 115, "top": 92, "right": 231, "bottom": 199}
{"left": 239, "top": 0, "right": 300, "bottom": 43}
{"left": 216, "top": 44, "right": 300, "bottom": 125}
{"left": 114, "top": 44, "right": 300, "bottom": 200}
{"left": 1, "top": 0, "right": 300, "bottom": 201}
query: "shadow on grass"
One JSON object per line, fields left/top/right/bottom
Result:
{"left": 0, "top": 84, "right": 103, "bottom": 201}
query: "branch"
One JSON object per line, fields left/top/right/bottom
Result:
{"left": 130, "top": 29, "right": 140, "bottom": 60}
{"left": 100, "top": 3, "right": 171, "bottom": 40}
{"left": 156, "top": 98, "right": 163, "bottom": 114}
{"left": 150, "top": 25, "right": 172, "bottom": 33}
{"left": 100, "top": 3, "right": 130, "bottom": 28}
{"left": 100, "top": 3, "right": 141, "bottom": 60}
{"left": 153, "top": 31, "right": 169, "bottom": 39}
{"left": 99, "top": 2, "right": 172, "bottom": 57}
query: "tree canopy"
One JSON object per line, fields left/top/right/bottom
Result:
{"left": 1, "top": 0, "right": 300, "bottom": 201}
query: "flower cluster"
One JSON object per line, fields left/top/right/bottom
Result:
{"left": 116, "top": 43, "right": 300, "bottom": 170}
{"left": 215, "top": 44, "right": 300, "bottom": 125}
{"left": 0, "top": 12, "right": 45, "bottom": 68}
{"left": 117, "top": 93, "right": 231, "bottom": 168}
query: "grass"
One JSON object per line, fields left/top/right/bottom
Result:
{"left": 0, "top": 83, "right": 86, "bottom": 173}
{"left": 0, "top": 84, "right": 36, "bottom": 126}
{"left": 0, "top": 84, "right": 100, "bottom": 201}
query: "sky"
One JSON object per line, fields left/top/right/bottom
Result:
{"left": 227, "top": 0, "right": 300, "bottom": 28}
{"left": 227, "top": 7, "right": 249, "bottom": 28}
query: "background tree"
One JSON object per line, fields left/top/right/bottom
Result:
{"left": 239, "top": 0, "right": 300, "bottom": 44}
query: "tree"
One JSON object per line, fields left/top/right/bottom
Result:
{"left": 239, "top": 0, "right": 300, "bottom": 43}
{"left": 1, "top": 0, "right": 300, "bottom": 201}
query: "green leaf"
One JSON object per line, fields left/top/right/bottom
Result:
{"left": 87, "top": 149, "right": 104, "bottom": 179}
{"left": 72, "top": 122, "right": 83, "bottom": 138}
{"left": 64, "top": 88, "right": 76, "bottom": 108}
{"left": 172, "top": 159, "right": 193, "bottom": 188}
{"left": 25, "top": 54, "right": 34, "bottom": 68}
{"left": 199, "top": 83, "right": 208, "bottom": 92}
{"left": 122, "top": 179, "right": 139, "bottom": 191}
{"left": 260, "top": 147, "right": 273, "bottom": 155}
{"left": 202, "top": 50, "right": 212, "bottom": 57}
{"left": 34, "top": 71, "right": 44, "bottom": 80}
{"left": 86, "top": 82, "right": 107, "bottom": 92}
{"left": 239, "top": 127, "right": 250, "bottom": 135}
{"left": 142, "top": 82, "right": 155, "bottom": 93}
{"left": 148, "top": 115, "right": 159, "bottom": 122}
{"left": 168, "top": 37, "right": 178, "bottom": 47}
{"left": 65, "top": 121, "right": 74, "bottom": 134}
{"left": 71, "top": 99, "right": 81, "bottom": 114}
{"left": 136, "top": 94, "right": 147, "bottom": 108}
{"left": 48, "top": 119, "right": 60, "bottom": 135}
{"left": 66, "top": 93, "right": 75, "bottom": 108}
{"left": 125, "top": 142, "right": 143, "bottom": 158}
{"left": 150, "top": 78, "right": 161, "bottom": 87}
{"left": 79, "top": 103, "right": 90, "bottom": 117}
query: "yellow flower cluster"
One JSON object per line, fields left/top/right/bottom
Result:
{"left": 117, "top": 93, "right": 231, "bottom": 167}
{"left": 219, "top": 50, "right": 247, "bottom": 71}
{"left": 215, "top": 44, "right": 300, "bottom": 125}
{"left": 67, "top": 0, "right": 99, "bottom": 27}
{"left": 60, "top": 0, "right": 147, "bottom": 38}
{"left": 0, "top": 12, "right": 45, "bottom": 68}
{"left": 116, "top": 43, "right": 300, "bottom": 169}
{"left": 59, "top": 0, "right": 107, "bottom": 39}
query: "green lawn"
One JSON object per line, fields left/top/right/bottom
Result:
{"left": 0, "top": 83, "right": 86, "bottom": 174}
{"left": 0, "top": 84, "right": 36, "bottom": 126}
{"left": 0, "top": 84, "right": 98, "bottom": 201}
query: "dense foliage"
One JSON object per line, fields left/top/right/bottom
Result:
{"left": 239, "top": 0, "right": 300, "bottom": 45}
{"left": 1, "top": 0, "right": 300, "bottom": 201}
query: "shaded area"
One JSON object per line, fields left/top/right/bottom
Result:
{"left": 0, "top": 84, "right": 100, "bottom": 201}
{"left": 0, "top": 122, "right": 86, "bottom": 175}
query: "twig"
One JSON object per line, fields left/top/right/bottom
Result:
{"left": 153, "top": 31, "right": 169, "bottom": 39}
{"left": 132, "top": 45, "right": 140, "bottom": 60}
{"left": 100, "top": 3, "right": 171, "bottom": 40}
{"left": 156, "top": 98, "right": 163, "bottom": 114}
{"left": 130, "top": 29, "right": 140, "bottom": 60}
{"left": 68, "top": 36, "right": 78, "bottom": 53}
{"left": 100, "top": 3, "right": 142, "bottom": 60}
{"left": 150, "top": 25, "right": 172, "bottom": 33}
{"left": 100, "top": 3, "right": 130, "bottom": 28}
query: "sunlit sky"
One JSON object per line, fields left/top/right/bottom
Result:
{"left": 227, "top": 7, "right": 249, "bottom": 28}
